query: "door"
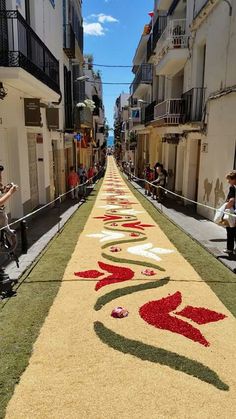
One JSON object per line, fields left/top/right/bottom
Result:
{"left": 195, "top": 140, "right": 201, "bottom": 202}
{"left": 27, "top": 133, "right": 39, "bottom": 209}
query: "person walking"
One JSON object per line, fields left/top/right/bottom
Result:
{"left": 68, "top": 166, "right": 79, "bottom": 199}
{"left": 224, "top": 171, "right": 236, "bottom": 255}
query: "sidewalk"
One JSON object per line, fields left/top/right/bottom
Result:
{"left": 128, "top": 178, "right": 236, "bottom": 273}
{"left": 2, "top": 186, "right": 96, "bottom": 281}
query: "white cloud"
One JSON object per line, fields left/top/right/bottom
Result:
{"left": 83, "top": 22, "right": 105, "bottom": 36}
{"left": 84, "top": 13, "right": 118, "bottom": 36}
{"left": 97, "top": 14, "right": 119, "bottom": 23}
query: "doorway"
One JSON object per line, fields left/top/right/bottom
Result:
{"left": 27, "top": 133, "right": 39, "bottom": 210}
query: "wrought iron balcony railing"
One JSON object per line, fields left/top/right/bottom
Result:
{"left": 145, "top": 101, "right": 156, "bottom": 124}
{"left": 0, "top": 10, "right": 60, "bottom": 94}
{"left": 154, "top": 99, "right": 184, "bottom": 125}
{"left": 147, "top": 16, "right": 168, "bottom": 62}
{"left": 63, "top": 24, "right": 75, "bottom": 59}
{"left": 182, "top": 87, "right": 206, "bottom": 123}
{"left": 130, "top": 63, "right": 153, "bottom": 95}
{"left": 155, "top": 19, "right": 188, "bottom": 63}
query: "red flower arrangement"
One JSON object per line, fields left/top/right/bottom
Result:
{"left": 75, "top": 262, "right": 135, "bottom": 290}
{"left": 130, "top": 232, "right": 140, "bottom": 237}
{"left": 111, "top": 307, "right": 129, "bottom": 318}
{"left": 139, "top": 292, "right": 227, "bottom": 347}
{"left": 122, "top": 221, "right": 155, "bottom": 231}
{"left": 141, "top": 269, "right": 156, "bottom": 276}
{"left": 110, "top": 246, "right": 122, "bottom": 253}
{"left": 94, "top": 215, "right": 122, "bottom": 222}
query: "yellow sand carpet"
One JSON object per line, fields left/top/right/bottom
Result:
{"left": 5, "top": 157, "right": 236, "bottom": 419}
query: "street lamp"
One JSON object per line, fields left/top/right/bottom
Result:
{"left": 76, "top": 75, "right": 90, "bottom": 82}
{"left": 138, "top": 99, "right": 147, "bottom": 104}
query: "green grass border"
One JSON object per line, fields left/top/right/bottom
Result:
{"left": 0, "top": 182, "right": 102, "bottom": 419}
{"left": 123, "top": 176, "right": 236, "bottom": 318}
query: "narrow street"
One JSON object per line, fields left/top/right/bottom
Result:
{"left": 4, "top": 157, "right": 236, "bottom": 419}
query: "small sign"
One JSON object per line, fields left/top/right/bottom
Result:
{"left": 131, "top": 107, "right": 141, "bottom": 123}
{"left": 36, "top": 134, "right": 43, "bottom": 144}
{"left": 24, "top": 99, "right": 41, "bottom": 127}
{"left": 46, "top": 107, "right": 59, "bottom": 130}
{"left": 202, "top": 142, "right": 208, "bottom": 153}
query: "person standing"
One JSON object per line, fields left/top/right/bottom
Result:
{"left": 68, "top": 166, "right": 79, "bottom": 199}
{"left": 87, "top": 166, "right": 94, "bottom": 184}
{"left": 224, "top": 171, "right": 236, "bottom": 254}
{"left": 152, "top": 165, "right": 166, "bottom": 202}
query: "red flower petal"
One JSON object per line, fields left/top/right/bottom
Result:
{"left": 74, "top": 270, "right": 103, "bottom": 279}
{"left": 94, "top": 215, "right": 122, "bottom": 222}
{"left": 122, "top": 221, "right": 155, "bottom": 230}
{"left": 175, "top": 306, "right": 227, "bottom": 325}
{"left": 95, "top": 262, "right": 135, "bottom": 291}
{"left": 139, "top": 292, "right": 210, "bottom": 347}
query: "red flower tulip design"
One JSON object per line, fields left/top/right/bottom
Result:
{"left": 94, "top": 215, "right": 122, "bottom": 222}
{"left": 139, "top": 292, "right": 227, "bottom": 347}
{"left": 75, "top": 262, "right": 135, "bottom": 291}
{"left": 122, "top": 221, "right": 155, "bottom": 231}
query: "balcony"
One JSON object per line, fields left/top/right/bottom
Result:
{"left": 155, "top": 19, "right": 188, "bottom": 76}
{"left": 154, "top": 99, "right": 184, "bottom": 125}
{"left": 155, "top": 0, "right": 174, "bottom": 10}
{"left": 78, "top": 107, "right": 93, "bottom": 129}
{"left": 147, "top": 16, "right": 167, "bottom": 62}
{"left": 145, "top": 101, "right": 156, "bottom": 124}
{"left": 130, "top": 63, "right": 153, "bottom": 96}
{"left": 153, "top": 88, "right": 206, "bottom": 126}
{"left": 0, "top": 10, "right": 60, "bottom": 98}
{"left": 63, "top": 24, "right": 75, "bottom": 59}
{"left": 182, "top": 87, "right": 205, "bottom": 123}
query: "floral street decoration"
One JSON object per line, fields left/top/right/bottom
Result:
{"left": 75, "top": 262, "right": 135, "bottom": 291}
{"left": 139, "top": 292, "right": 227, "bottom": 347}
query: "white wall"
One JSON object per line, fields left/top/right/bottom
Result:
{"left": 198, "top": 94, "right": 236, "bottom": 219}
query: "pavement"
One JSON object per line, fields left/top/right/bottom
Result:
{"left": 128, "top": 178, "right": 236, "bottom": 273}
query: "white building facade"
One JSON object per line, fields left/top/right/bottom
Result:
{"left": 124, "top": 0, "right": 236, "bottom": 219}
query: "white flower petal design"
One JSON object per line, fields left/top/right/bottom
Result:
{"left": 119, "top": 209, "right": 144, "bottom": 215}
{"left": 127, "top": 243, "right": 174, "bottom": 263}
{"left": 98, "top": 205, "right": 121, "bottom": 209}
{"left": 87, "top": 230, "right": 125, "bottom": 243}
{"left": 115, "top": 195, "right": 132, "bottom": 199}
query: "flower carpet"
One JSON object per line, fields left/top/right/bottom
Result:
{"left": 5, "top": 157, "right": 236, "bottom": 418}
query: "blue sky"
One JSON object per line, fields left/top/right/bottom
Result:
{"left": 83, "top": 0, "right": 153, "bottom": 133}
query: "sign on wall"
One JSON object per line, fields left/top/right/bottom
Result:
{"left": 131, "top": 108, "right": 141, "bottom": 123}
{"left": 46, "top": 108, "right": 59, "bottom": 130}
{"left": 24, "top": 99, "right": 41, "bottom": 127}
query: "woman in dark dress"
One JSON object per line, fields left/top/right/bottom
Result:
{"left": 224, "top": 171, "right": 236, "bottom": 254}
